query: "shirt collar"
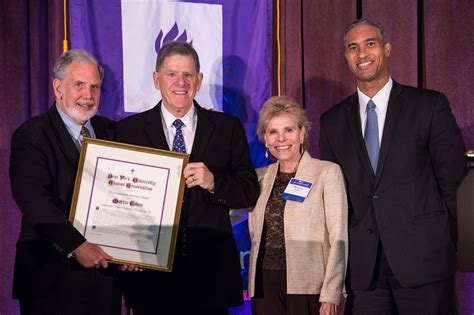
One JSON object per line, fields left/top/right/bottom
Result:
{"left": 56, "top": 103, "right": 93, "bottom": 139}
{"left": 161, "top": 102, "right": 196, "bottom": 131}
{"left": 357, "top": 77, "right": 393, "bottom": 113}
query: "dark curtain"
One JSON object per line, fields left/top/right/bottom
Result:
{"left": 0, "top": 0, "right": 64, "bottom": 313}
{"left": 279, "top": 0, "right": 474, "bottom": 314}
{"left": 280, "top": 0, "right": 473, "bottom": 153}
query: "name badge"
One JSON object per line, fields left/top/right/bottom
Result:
{"left": 281, "top": 178, "right": 313, "bottom": 203}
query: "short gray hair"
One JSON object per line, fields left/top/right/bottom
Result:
{"left": 155, "top": 41, "right": 200, "bottom": 73}
{"left": 52, "top": 49, "right": 104, "bottom": 83}
{"left": 344, "top": 18, "right": 388, "bottom": 45}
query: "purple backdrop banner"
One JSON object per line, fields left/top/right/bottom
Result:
{"left": 69, "top": 1, "right": 272, "bottom": 311}
{"left": 69, "top": 0, "right": 271, "bottom": 169}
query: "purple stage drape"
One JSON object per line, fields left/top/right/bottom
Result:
{"left": 1, "top": 1, "right": 64, "bottom": 314}
{"left": 1, "top": 1, "right": 473, "bottom": 314}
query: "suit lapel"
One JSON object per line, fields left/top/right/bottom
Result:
{"left": 294, "top": 151, "right": 316, "bottom": 182}
{"left": 344, "top": 94, "right": 375, "bottom": 181}
{"left": 90, "top": 116, "right": 103, "bottom": 140}
{"left": 144, "top": 102, "right": 170, "bottom": 150}
{"left": 374, "top": 82, "right": 403, "bottom": 186}
{"left": 190, "top": 102, "right": 215, "bottom": 162}
{"left": 256, "top": 162, "right": 278, "bottom": 214}
{"left": 90, "top": 116, "right": 106, "bottom": 139}
{"left": 143, "top": 101, "right": 216, "bottom": 158}
{"left": 47, "top": 105, "right": 79, "bottom": 163}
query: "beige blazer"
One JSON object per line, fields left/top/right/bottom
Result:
{"left": 248, "top": 151, "right": 348, "bottom": 305}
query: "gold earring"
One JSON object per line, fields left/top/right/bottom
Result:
{"left": 265, "top": 149, "right": 269, "bottom": 159}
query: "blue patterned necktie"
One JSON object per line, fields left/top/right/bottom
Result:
{"left": 80, "top": 126, "right": 91, "bottom": 147}
{"left": 80, "top": 126, "right": 91, "bottom": 138}
{"left": 364, "top": 100, "right": 379, "bottom": 173}
{"left": 172, "top": 119, "right": 186, "bottom": 153}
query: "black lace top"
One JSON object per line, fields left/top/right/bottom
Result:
{"left": 260, "top": 170, "right": 296, "bottom": 270}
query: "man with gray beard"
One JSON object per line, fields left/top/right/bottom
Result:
{"left": 9, "top": 49, "right": 121, "bottom": 314}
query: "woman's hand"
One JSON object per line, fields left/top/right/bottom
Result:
{"left": 319, "top": 302, "right": 337, "bottom": 315}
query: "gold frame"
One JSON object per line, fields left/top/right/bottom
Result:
{"left": 69, "top": 138, "right": 188, "bottom": 271}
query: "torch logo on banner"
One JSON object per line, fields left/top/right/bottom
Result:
{"left": 155, "top": 22, "right": 193, "bottom": 54}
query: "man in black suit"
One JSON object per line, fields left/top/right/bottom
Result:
{"left": 319, "top": 18, "right": 466, "bottom": 314}
{"left": 9, "top": 50, "right": 121, "bottom": 314}
{"left": 116, "top": 41, "right": 259, "bottom": 315}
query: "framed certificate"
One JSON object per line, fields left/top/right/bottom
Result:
{"left": 69, "top": 138, "right": 188, "bottom": 271}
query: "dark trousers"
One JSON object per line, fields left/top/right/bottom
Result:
{"left": 252, "top": 269, "right": 321, "bottom": 315}
{"left": 132, "top": 304, "right": 228, "bottom": 315}
{"left": 346, "top": 243, "right": 455, "bottom": 315}
{"left": 125, "top": 256, "right": 230, "bottom": 315}
{"left": 19, "top": 261, "right": 121, "bottom": 315}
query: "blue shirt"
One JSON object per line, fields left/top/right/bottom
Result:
{"left": 55, "top": 103, "right": 96, "bottom": 150}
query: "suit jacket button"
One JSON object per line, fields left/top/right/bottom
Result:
{"left": 372, "top": 195, "right": 379, "bottom": 200}
{"left": 367, "top": 228, "right": 374, "bottom": 234}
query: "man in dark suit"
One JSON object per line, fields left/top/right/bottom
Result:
{"left": 116, "top": 41, "right": 259, "bottom": 315}
{"left": 319, "top": 18, "right": 466, "bottom": 314}
{"left": 9, "top": 50, "right": 121, "bottom": 314}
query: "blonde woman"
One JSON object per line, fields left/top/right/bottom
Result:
{"left": 248, "top": 96, "right": 348, "bottom": 315}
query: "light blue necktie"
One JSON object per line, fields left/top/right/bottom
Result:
{"left": 172, "top": 119, "right": 186, "bottom": 153}
{"left": 364, "top": 100, "right": 379, "bottom": 173}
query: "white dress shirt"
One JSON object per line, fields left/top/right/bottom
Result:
{"left": 358, "top": 77, "right": 393, "bottom": 144}
{"left": 160, "top": 103, "right": 197, "bottom": 154}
